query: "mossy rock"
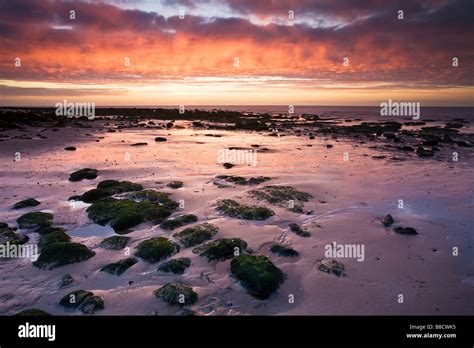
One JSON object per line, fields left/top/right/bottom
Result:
{"left": 13, "top": 198, "right": 40, "bottom": 209}
{"left": 37, "top": 226, "right": 66, "bottom": 235}
{"left": 394, "top": 226, "right": 418, "bottom": 235}
{"left": 80, "top": 180, "right": 143, "bottom": 203}
{"left": 100, "top": 257, "right": 138, "bottom": 276}
{"left": 79, "top": 295, "right": 104, "bottom": 314}
{"left": 173, "top": 223, "right": 219, "bottom": 247}
{"left": 87, "top": 197, "right": 174, "bottom": 232}
{"left": 154, "top": 283, "right": 198, "bottom": 306}
{"left": 69, "top": 168, "right": 98, "bottom": 182}
{"left": 14, "top": 308, "right": 51, "bottom": 316}
{"left": 99, "top": 235, "right": 130, "bottom": 250}
{"left": 167, "top": 181, "right": 183, "bottom": 189}
{"left": 215, "top": 175, "right": 271, "bottom": 186}
{"left": 159, "top": 214, "right": 198, "bottom": 230}
{"left": 270, "top": 243, "right": 299, "bottom": 257}
{"left": 34, "top": 243, "right": 95, "bottom": 270}
{"left": 17, "top": 212, "right": 53, "bottom": 230}
{"left": 193, "top": 238, "right": 248, "bottom": 261}
{"left": 158, "top": 258, "right": 191, "bottom": 274}
{"left": 124, "top": 190, "right": 179, "bottom": 211}
{"left": 0, "top": 223, "right": 29, "bottom": 245}
{"left": 59, "top": 290, "right": 93, "bottom": 309}
{"left": 216, "top": 199, "right": 274, "bottom": 220}
{"left": 288, "top": 223, "right": 311, "bottom": 237}
{"left": 135, "top": 237, "right": 179, "bottom": 263}
{"left": 38, "top": 230, "right": 71, "bottom": 251}
{"left": 250, "top": 186, "right": 312, "bottom": 208}
{"left": 316, "top": 259, "right": 345, "bottom": 276}
{"left": 230, "top": 254, "right": 284, "bottom": 300}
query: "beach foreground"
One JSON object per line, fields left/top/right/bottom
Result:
{"left": 0, "top": 110, "right": 473, "bottom": 315}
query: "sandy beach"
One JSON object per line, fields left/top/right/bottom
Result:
{"left": 0, "top": 111, "right": 472, "bottom": 316}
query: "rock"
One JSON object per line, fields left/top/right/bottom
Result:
{"left": 154, "top": 283, "right": 198, "bottom": 306}
{"left": 193, "top": 238, "right": 248, "bottom": 261}
{"left": 38, "top": 229, "right": 71, "bottom": 251}
{"left": 173, "top": 223, "right": 219, "bottom": 247}
{"left": 33, "top": 243, "right": 95, "bottom": 269}
{"left": 216, "top": 199, "right": 274, "bottom": 220}
{"left": 372, "top": 155, "right": 386, "bottom": 159}
{"left": 17, "top": 212, "right": 53, "bottom": 230}
{"left": 167, "top": 181, "right": 183, "bottom": 189}
{"left": 130, "top": 142, "right": 148, "bottom": 146}
{"left": 270, "top": 243, "right": 299, "bottom": 257}
{"left": 382, "top": 214, "right": 395, "bottom": 227}
{"left": 288, "top": 223, "right": 311, "bottom": 237}
{"left": 59, "top": 290, "right": 93, "bottom": 309}
{"left": 214, "top": 175, "right": 271, "bottom": 186}
{"left": 14, "top": 308, "right": 51, "bottom": 316}
{"left": 80, "top": 180, "right": 143, "bottom": 203}
{"left": 230, "top": 254, "right": 284, "bottom": 300}
{"left": 400, "top": 145, "right": 415, "bottom": 152}
{"left": 249, "top": 186, "right": 312, "bottom": 211}
{"left": 99, "top": 235, "right": 130, "bottom": 250}
{"left": 12, "top": 198, "right": 40, "bottom": 209}
{"left": 100, "top": 257, "right": 138, "bottom": 276}
{"left": 159, "top": 214, "right": 198, "bottom": 230}
{"left": 223, "top": 162, "right": 234, "bottom": 169}
{"left": 0, "top": 223, "right": 29, "bottom": 245}
{"left": 326, "top": 144, "right": 333, "bottom": 148}
{"left": 58, "top": 274, "right": 73, "bottom": 288}
{"left": 394, "top": 226, "right": 418, "bottom": 235}
{"left": 316, "top": 259, "right": 345, "bottom": 276}
{"left": 158, "top": 258, "right": 191, "bottom": 274}
{"left": 416, "top": 146, "right": 434, "bottom": 158}
{"left": 124, "top": 190, "right": 179, "bottom": 210}
{"left": 155, "top": 137, "right": 167, "bottom": 142}
{"left": 80, "top": 296, "right": 104, "bottom": 314}
{"left": 69, "top": 168, "right": 98, "bottom": 182}
{"left": 36, "top": 226, "right": 66, "bottom": 235}
{"left": 64, "top": 146, "right": 76, "bottom": 151}
{"left": 135, "top": 237, "right": 179, "bottom": 263}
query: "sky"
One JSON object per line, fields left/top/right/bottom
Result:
{"left": 0, "top": 0, "right": 473, "bottom": 107}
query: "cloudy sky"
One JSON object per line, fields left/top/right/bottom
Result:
{"left": 0, "top": 0, "right": 472, "bottom": 106}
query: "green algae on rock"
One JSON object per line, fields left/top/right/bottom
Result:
{"left": 38, "top": 230, "right": 71, "bottom": 251}
{"left": 250, "top": 186, "right": 312, "bottom": 212}
{"left": 316, "top": 259, "right": 345, "bottom": 276}
{"left": 0, "top": 222, "right": 29, "bottom": 245}
{"left": 288, "top": 223, "right": 311, "bottom": 237}
{"left": 173, "top": 223, "right": 219, "bottom": 247}
{"left": 158, "top": 257, "right": 191, "bottom": 274}
{"left": 99, "top": 235, "right": 130, "bottom": 250}
{"left": 14, "top": 308, "right": 51, "bottom": 316}
{"left": 17, "top": 212, "right": 53, "bottom": 230}
{"left": 154, "top": 283, "right": 198, "bottom": 306}
{"left": 230, "top": 254, "right": 284, "bottom": 299}
{"left": 100, "top": 257, "right": 138, "bottom": 276}
{"left": 167, "top": 180, "right": 183, "bottom": 189}
{"left": 159, "top": 214, "right": 198, "bottom": 230}
{"left": 135, "top": 236, "right": 179, "bottom": 263}
{"left": 270, "top": 243, "right": 299, "bottom": 257}
{"left": 193, "top": 238, "right": 248, "bottom": 261}
{"left": 12, "top": 198, "right": 40, "bottom": 209}
{"left": 69, "top": 168, "right": 98, "bottom": 182}
{"left": 216, "top": 199, "right": 274, "bottom": 220}
{"left": 33, "top": 242, "right": 95, "bottom": 270}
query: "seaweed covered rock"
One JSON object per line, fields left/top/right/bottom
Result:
{"left": 288, "top": 223, "right": 311, "bottom": 237}
{"left": 79, "top": 296, "right": 104, "bottom": 314}
{"left": 69, "top": 168, "right": 98, "bottom": 182}
{"left": 159, "top": 214, "right": 198, "bottom": 230}
{"left": 158, "top": 258, "right": 191, "bottom": 274}
{"left": 59, "top": 290, "right": 93, "bottom": 309}
{"left": 135, "top": 237, "right": 179, "bottom": 263}
{"left": 382, "top": 214, "right": 395, "bottom": 227}
{"left": 230, "top": 254, "right": 284, "bottom": 299}
{"left": 316, "top": 259, "right": 345, "bottom": 276}
{"left": 38, "top": 229, "right": 71, "bottom": 251}
{"left": 37, "top": 226, "right": 66, "bottom": 235}
{"left": 173, "top": 223, "right": 219, "bottom": 247}
{"left": 216, "top": 199, "right": 274, "bottom": 220}
{"left": 100, "top": 257, "right": 138, "bottom": 276}
{"left": 167, "top": 181, "right": 183, "bottom": 189}
{"left": 14, "top": 308, "right": 51, "bottom": 316}
{"left": 12, "top": 198, "right": 40, "bottom": 209}
{"left": 33, "top": 243, "right": 95, "bottom": 270}
{"left": 79, "top": 180, "right": 143, "bottom": 203}
{"left": 124, "top": 190, "right": 179, "bottom": 211}
{"left": 270, "top": 243, "right": 299, "bottom": 257}
{"left": 99, "top": 235, "right": 130, "bottom": 250}
{"left": 0, "top": 222, "right": 29, "bottom": 245}
{"left": 394, "top": 226, "right": 418, "bottom": 235}
{"left": 214, "top": 175, "right": 271, "bottom": 187}
{"left": 193, "top": 238, "right": 248, "bottom": 261}
{"left": 250, "top": 186, "right": 312, "bottom": 212}
{"left": 87, "top": 197, "right": 175, "bottom": 232}
{"left": 154, "top": 283, "right": 198, "bottom": 306}
{"left": 17, "top": 212, "right": 53, "bottom": 230}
